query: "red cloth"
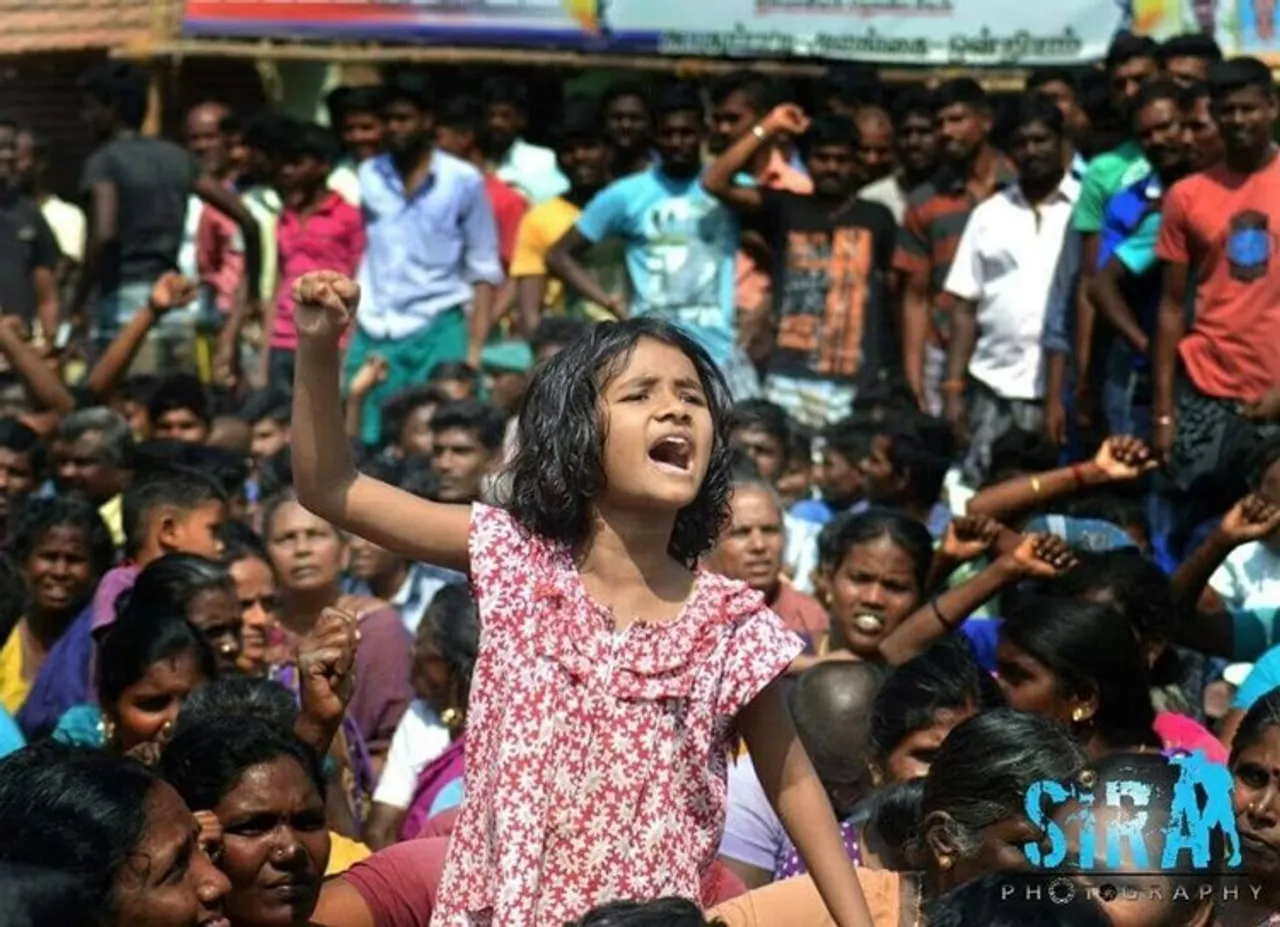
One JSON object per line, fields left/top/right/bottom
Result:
{"left": 1155, "top": 156, "right": 1280, "bottom": 402}
{"left": 484, "top": 174, "right": 527, "bottom": 269}
{"left": 272, "top": 191, "right": 366, "bottom": 350}
{"left": 342, "top": 836, "right": 746, "bottom": 927}
{"left": 195, "top": 190, "right": 245, "bottom": 314}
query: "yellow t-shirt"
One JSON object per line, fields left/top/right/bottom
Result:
{"left": 325, "top": 832, "right": 372, "bottom": 876}
{"left": 98, "top": 494, "right": 125, "bottom": 549}
{"left": 0, "top": 628, "right": 29, "bottom": 715}
{"left": 509, "top": 196, "right": 626, "bottom": 322}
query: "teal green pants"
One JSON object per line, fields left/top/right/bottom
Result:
{"left": 344, "top": 307, "right": 468, "bottom": 446}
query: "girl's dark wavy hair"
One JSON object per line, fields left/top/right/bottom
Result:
{"left": 506, "top": 317, "right": 734, "bottom": 566}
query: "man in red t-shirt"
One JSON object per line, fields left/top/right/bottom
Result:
{"left": 1154, "top": 56, "right": 1280, "bottom": 496}
{"left": 435, "top": 96, "right": 528, "bottom": 269}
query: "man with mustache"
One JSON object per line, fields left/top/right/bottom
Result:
{"left": 1083, "top": 80, "right": 1214, "bottom": 440}
{"left": 1153, "top": 58, "right": 1280, "bottom": 517}
{"left": 942, "top": 94, "right": 1081, "bottom": 486}
{"left": 894, "top": 79, "right": 1015, "bottom": 416}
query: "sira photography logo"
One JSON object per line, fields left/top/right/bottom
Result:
{"left": 1021, "top": 751, "right": 1242, "bottom": 871}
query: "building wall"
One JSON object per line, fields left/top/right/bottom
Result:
{"left": 0, "top": 0, "right": 154, "bottom": 54}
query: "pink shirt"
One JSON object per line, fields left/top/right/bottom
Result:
{"left": 484, "top": 174, "right": 527, "bottom": 269}
{"left": 434, "top": 505, "right": 801, "bottom": 927}
{"left": 195, "top": 190, "right": 245, "bottom": 314}
{"left": 271, "top": 192, "right": 366, "bottom": 351}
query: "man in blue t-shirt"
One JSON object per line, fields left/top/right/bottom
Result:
{"left": 547, "top": 84, "right": 751, "bottom": 395}
{"left": 1088, "top": 78, "right": 1208, "bottom": 439}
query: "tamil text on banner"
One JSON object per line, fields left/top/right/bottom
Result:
{"left": 183, "top": 0, "right": 1128, "bottom": 65}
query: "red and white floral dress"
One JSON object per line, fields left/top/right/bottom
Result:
{"left": 430, "top": 504, "right": 803, "bottom": 927}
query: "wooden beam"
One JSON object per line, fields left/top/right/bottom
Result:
{"left": 112, "top": 38, "right": 1032, "bottom": 88}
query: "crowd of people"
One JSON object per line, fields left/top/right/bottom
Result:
{"left": 0, "top": 25, "right": 1276, "bottom": 927}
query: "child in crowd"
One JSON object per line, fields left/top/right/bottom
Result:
{"left": 15, "top": 464, "right": 227, "bottom": 738}
{"left": 289, "top": 270, "right": 873, "bottom": 927}
{"left": 147, "top": 373, "right": 212, "bottom": 444}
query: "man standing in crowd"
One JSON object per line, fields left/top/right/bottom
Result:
{"left": 601, "top": 81, "right": 652, "bottom": 176}
{"left": 896, "top": 78, "right": 1014, "bottom": 415}
{"left": 71, "top": 62, "right": 261, "bottom": 376}
{"left": 857, "top": 87, "right": 939, "bottom": 224}
{"left": 1154, "top": 58, "right": 1280, "bottom": 505}
{"left": 193, "top": 103, "right": 247, "bottom": 323}
{"left": 1057, "top": 33, "right": 1160, "bottom": 442}
{"left": 435, "top": 96, "right": 528, "bottom": 272}
{"left": 325, "top": 84, "right": 386, "bottom": 206}
{"left": 707, "top": 71, "right": 812, "bottom": 375}
{"left": 704, "top": 104, "right": 898, "bottom": 429}
{"left": 15, "top": 129, "right": 85, "bottom": 301}
{"left": 0, "top": 119, "right": 60, "bottom": 349}
{"left": 1083, "top": 80, "right": 1218, "bottom": 439}
{"left": 510, "top": 101, "right": 622, "bottom": 334}
{"left": 482, "top": 74, "right": 568, "bottom": 205}
{"left": 547, "top": 83, "right": 752, "bottom": 396}
{"left": 351, "top": 70, "right": 502, "bottom": 445}
{"left": 852, "top": 106, "right": 895, "bottom": 188}
{"left": 178, "top": 100, "right": 231, "bottom": 284}
{"left": 1026, "top": 68, "right": 1092, "bottom": 178}
{"left": 943, "top": 95, "right": 1080, "bottom": 485}
{"left": 1158, "top": 32, "right": 1224, "bottom": 86}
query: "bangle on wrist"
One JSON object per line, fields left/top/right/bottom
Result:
{"left": 941, "top": 378, "right": 966, "bottom": 394}
{"left": 751, "top": 123, "right": 768, "bottom": 142}
{"left": 1030, "top": 474, "right": 1043, "bottom": 495}
{"left": 1155, "top": 414, "right": 1174, "bottom": 426}
{"left": 1070, "top": 462, "right": 1087, "bottom": 487}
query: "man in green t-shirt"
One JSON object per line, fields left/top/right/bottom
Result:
{"left": 1044, "top": 33, "right": 1160, "bottom": 445}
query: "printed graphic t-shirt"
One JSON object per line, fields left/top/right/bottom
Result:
{"left": 757, "top": 191, "right": 898, "bottom": 384}
{"left": 1156, "top": 155, "right": 1280, "bottom": 402}
{"left": 576, "top": 168, "right": 737, "bottom": 364}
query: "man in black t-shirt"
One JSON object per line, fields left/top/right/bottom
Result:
{"left": 0, "top": 120, "right": 59, "bottom": 346}
{"left": 70, "top": 61, "right": 261, "bottom": 375}
{"left": 704, "top": 104, "right": 901, "bottom": 430}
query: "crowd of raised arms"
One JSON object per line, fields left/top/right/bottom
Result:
{"left": 0, "top": 27, "right": 1278, "bottom": 927}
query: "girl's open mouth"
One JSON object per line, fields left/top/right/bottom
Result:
{"left": 648, "top": 435, "right": 693, "bottom": 473}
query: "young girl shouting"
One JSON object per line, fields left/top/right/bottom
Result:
{"left": 289, "top": 271, "right": 872, "bottom": 927}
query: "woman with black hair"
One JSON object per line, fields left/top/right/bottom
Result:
{"left": 123, "top": 552, "right": 243, "bottom": 674}
{"left": 0, "top": 497, "right": 113, "bottom": 717}
{"left": 1226, "top": 687, "right": 1280, "bottom": 925}
{"left": 709, "top": 709, "right": 1087, "bottom": 925}
{"left": 1046, "top": 752, "right": 1223, "bottom": 927}
{"left": 53, "top": 606, "right": 217, "bottom": 754}
{"left": 218, "top": 521, "right": 282, "bottom": 675}
{"left": 811, "top": 509, "right": 935, "bottom": 660}
{"left": 0, "top": 742, "right": 229, "bottom": 927}
{"left": 869, "top": 636, "right": 1005, "bottom": 785}
{"left": 996, "top": 597, "right": 1163, "bottom": 757}
{"left": 161, "top": 716, "right": 331, "bottom": 927}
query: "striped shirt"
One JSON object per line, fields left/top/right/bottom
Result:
{"left": 892, "top": 152, "right": 1017, "bottom": 339}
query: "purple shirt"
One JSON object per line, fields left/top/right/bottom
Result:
{"left": 91, "top": 565, "right": 141, "bottom": 634}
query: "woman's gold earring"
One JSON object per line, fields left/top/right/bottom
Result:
{"left": 100, "top": 715, "right": 117, "bottom": 747}
{"left": 1071, "top": 707, "right": 1086, "bottom": 723}
{"left": 938, "top": 855, "right": 953, "bottom": 871}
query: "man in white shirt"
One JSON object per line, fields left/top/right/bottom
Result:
{"left": 942, "top": 93, "right": 1081, "bottom": 486}
{"left": 481, "top": 74, "right": 568, "bottom": 205}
